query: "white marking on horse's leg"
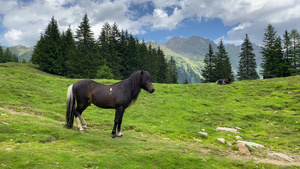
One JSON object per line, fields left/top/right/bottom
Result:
{"left": 79, "top": 115, "right": 88, "bottom": 129}
{"left": 117, "top": 131, "right": 123, "bottom": 137}
{"left": 76, "top": 117, "right": 84, "bottom": 132}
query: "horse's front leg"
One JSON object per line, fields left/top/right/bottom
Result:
{"left": 117, "top": 109, "right": 125, "bottom": 138}
{"left": 112, "top": 107, "right": 124, "bottom": 138}
{"left": 112, "top": 109, "right": 119, "bottom": 138}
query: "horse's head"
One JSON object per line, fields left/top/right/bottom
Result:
{"left": 140, "top": 70, "right": 155, "bottom": 93}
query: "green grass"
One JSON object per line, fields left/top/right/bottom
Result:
{"left": 0, "top": 62, "right": 299, "bottom": 168}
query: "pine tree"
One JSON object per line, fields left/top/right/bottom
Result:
{"left": 32, "top": 16, "right": 63, "bottom": 74}
{"left": 167, "top": 56, "right": 178, "bottom": 84}
{"left": 72, "top": 13, "right": 104, "bottom": 78}
{"left": 215, "top": 39, "right": 232, "bottom": 79}
{"left": 261, "top": 24, "right": 278, "bottom": 76}
{"left": 3, "top": 48, "right": 13, "bottom": 62}
{"left": 0, "top": 46, "right": 3, "bottom": 63}
{"left": 62, "top": 26, "right": 76, "bottom": 76}
{"left": 201, "top": 44, "right": 217, "bottom": 82}
{"left": 183, "top": 77, "right": 189, "bottom": 84}
{"left": 289, "top": 29, "right": 300, "bottom": 74}
{"left": 273, "top": 36, "right": 288, "bottom": 77}
{"left": 282, "top": 30, "right": 293, "bottom": 76}
{"left": 237, "top": 34, "right": 259, "bottom": 80}
{"left": 261, "top": 24, "right": 290, "bottom": 77}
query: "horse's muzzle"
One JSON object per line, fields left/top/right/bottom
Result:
{"left": 149, "top": 88, "right": 155, "bottom": 93}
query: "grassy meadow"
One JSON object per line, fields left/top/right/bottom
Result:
{"left": 0, "top": 62, "right": 299, "bottom": 169}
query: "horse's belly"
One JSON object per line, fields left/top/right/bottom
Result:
{"left": 91, "top": 96, "right": 116, "bottom": 109}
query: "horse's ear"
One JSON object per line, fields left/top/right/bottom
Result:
{"left": 141, "top": 70, "right": 144, "bottom": 75}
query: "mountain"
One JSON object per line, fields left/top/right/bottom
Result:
{"left": 161, "top": 36, "right": 262, "bottom": 83}
{"left": 164, "top": 36, "right": 218, "bottom": 62}
{"left": 5, "top": 45, "right": 34, "bottom": 62}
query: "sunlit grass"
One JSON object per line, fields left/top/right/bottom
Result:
{"left": 0, "top": 62, "right": 299, "bottom": 168}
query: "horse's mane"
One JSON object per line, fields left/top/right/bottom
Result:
{"left": 129, "top": 71, "right": 143, "bottom": 102}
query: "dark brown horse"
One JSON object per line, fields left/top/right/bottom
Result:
{"left": 216, "top": 75, "right": 233, "bottom": 85}
{"left": 66, "top": 70, "right": 155, "bottom": 138}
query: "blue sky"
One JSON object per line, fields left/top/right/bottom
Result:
{"left": 0, "top": 0, "right": 299, "bottom": 47}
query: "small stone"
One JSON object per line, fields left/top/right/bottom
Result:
{"left": 194, "top": 138, "right": 202, "bottom": 142}
{"left": 267, "top": 152, "right": 293, "bottom": 162}
{"left": 238, "top": 143, "right": 251, "bottom": 155}
{"left": 217, "top": 138, "right": 225, "bottom": 144}
{"left": 6, "top": 148, "right": 12, "bottom": 151}
{"left": 216, "top": 127, "right": 239, "bottom": 133}
{"left": 227, "top": 142, "right": 232, "bottom": 147}
{"left": 237, "top": 141, "right": 264, "bottom": 148}
{"left": 198, "top": 131, "right": 208, "bottom": 137}
{"left": 1, "top": 121, "right": 10, "bottom": 125}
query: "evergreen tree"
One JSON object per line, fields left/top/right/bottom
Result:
{"left": 274, "top": 36, "right": 288, "bottom": 77}
{"left": 0, "top": 46, "right": 3, "bottom": 63}
{"left": 183, "top": 77, "right": 189, "bottom": 84}
{"left": 32, "top": 16, "right": 63, "bottom": 74}
{"left": 261, "top": 24, "right": 278, "bottom": 76}
{"left": 62, "top": 26, "right": 76, "bottom": 76}
{"left": 237, "top": 34, "right": 259, "bottom": 80}
{"left": 215, "top": 39, "right": 232, "bottom": 79}
{"left": 156, "top": 46, "right": 168, "bottom": 83}
{"left": 282, "top": 30, "right": 293, "bottom": 76}
{"left": 289, "top": 29, "right": 300, "bottom": 74}
{"left": 261, "top": 24, "right": 290, "bottom": 77}
{"left": 167, "top": 56, "right": 178, "bottom": 84}
{"left": 3, "top": 48, "right": 14, "bottom": 62}
{"left": 201, "top": 44, "right": 217, "bottom": 82}
{"left": 72, "top": 13, "right": 104, "bottom": 78}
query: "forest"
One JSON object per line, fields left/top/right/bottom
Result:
{"left": 30, "top": 14, "right": 178, "bottom": 84}
{"left": 201, "top": 24, "right": 300, "bottom": 82}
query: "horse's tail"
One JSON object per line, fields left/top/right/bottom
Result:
{"left": 66, "top": 84, "right": 75, "bottom": 128}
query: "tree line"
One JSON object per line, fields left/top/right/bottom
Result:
{"left": 0, "top": 46, "right": 18, "bottom": 63}
{"left": 201, "top": 24, "right": 300, "bottom": 82}
{"left": 31, "top": 14, "right": 178, "bottom": 83}
{"left": 201, "top": 39, "right": 233, "bottom": 82}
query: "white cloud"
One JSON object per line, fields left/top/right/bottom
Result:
{"left": 4, "top": 29, "right": 22, "bottom": 40}
{"left": 0, "top": 0, "right": 299, "bottom": 46}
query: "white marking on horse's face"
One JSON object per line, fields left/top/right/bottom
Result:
{"left": 110, "top": 88, "right": 112, "bottom": 92}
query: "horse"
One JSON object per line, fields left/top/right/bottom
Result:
{"left": 65, "top": 70, "right": 155, "bottom": 138}
{"left": 216, "top": 75, "right": 233, "bottom": 85}
{"left": 263, "top": 75, "right": 277, "bottom": 79}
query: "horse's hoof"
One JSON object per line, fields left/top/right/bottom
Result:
{"left": 112, "top": 134, "right": 118, "bottom": 139}
{"left": 79, "top": 129, "right": 85, "bottom": 133}
{"left": 119, "top": 135, "right": 124, "bottom": 138}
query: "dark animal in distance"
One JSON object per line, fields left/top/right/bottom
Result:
{"left": 66, "top": 70, "right": 155, "bottom": 138}
{"left": 263, "top": 75, "right": 277, "bottom": 79}
{"left": 216, "top": 75, "right": 233, "bottom": 85}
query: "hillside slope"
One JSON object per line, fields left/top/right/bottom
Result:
{"left": 0, "top": 63, "right": 299, "bottom": 168}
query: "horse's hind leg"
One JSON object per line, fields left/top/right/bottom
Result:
{"left": 79, "top": 115, "right": 88, "bottom": 129}
{"left": 75, "top": 117, "right": 85, "bottom": 133}
{"left": 75, "top": 102, "right": 89, "bottom": 132}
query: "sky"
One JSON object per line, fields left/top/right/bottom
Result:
{"left": 0, "top": 0, "right": 300, "bottom": 47}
